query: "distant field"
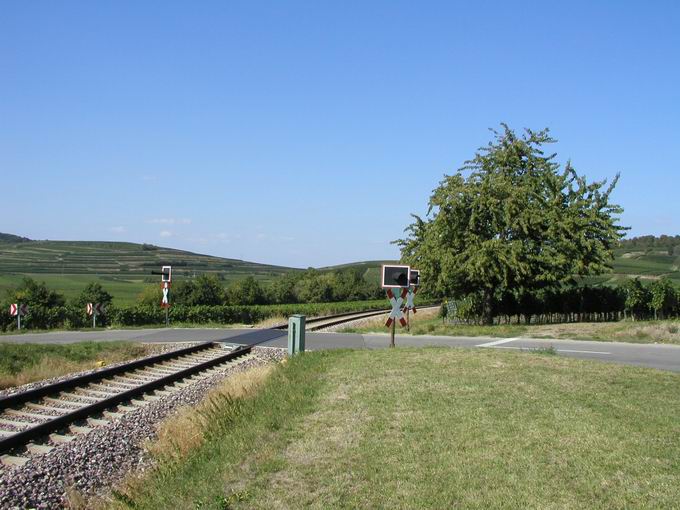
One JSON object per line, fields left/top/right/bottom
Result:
{"left": 604, "top": 247, "right": 680, "bottom": 284}
{"left": 0, "top": 272, "right": 280, "bottom": 306}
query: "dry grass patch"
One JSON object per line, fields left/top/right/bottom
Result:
{"left": 147, "top": 364, "right": 275, "bottom": 463}
{"left": 526, "top": 320, "right": 680, "bottom": 343}
{"left": 255, "top": 315, "right": 288, "bottom": 328}
{"left": 0, "top": 341, "right": 151, "bottom": 389}
{"left": 345, "top": 311, "right": 680, "bottom": 345}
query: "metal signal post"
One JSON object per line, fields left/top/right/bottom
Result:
{"left": 382, "top": 265, "right": 412, "bottom": 348}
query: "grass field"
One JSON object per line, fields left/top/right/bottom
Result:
{"left": 0, "top": 272, "right": 283, "bottom": 306}
{"left": 342, "top": 308, "right": 680, "bottom": 344}
{"left": 102, "top": 348, "right": 680, "bottom": 509}
{"left": 0, "top": 341, "right": 152, "bottom": 389}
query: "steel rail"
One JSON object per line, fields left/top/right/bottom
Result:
{"left": 0, "top": 342, "right": 217, "bottom": 410}
{"left": 0, "top": 344, "right": 251, "bottom": 455}
{"left": 269, "top": 307, "right": 391, "bottom": 331}
{"left": 305, "top": 309, "right": 393, "bottom": 330}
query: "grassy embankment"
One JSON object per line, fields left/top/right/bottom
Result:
{"left": 0, "top": 342, "right": 152, "bottom": 389}
{"left": 341, "top": 308, "right": 680, "bottom": 344}
{"left": 101, "top": 348, "right": 680, "bottom": 509}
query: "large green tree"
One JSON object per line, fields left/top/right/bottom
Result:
{"left": 73, "top": 282, "right": 113, "bottom": 309}
{"left": 396, "top": 125, "right": 626, "bottom": 323}
{"left": 5, "top": 277, "right": 65, "bottom": 308}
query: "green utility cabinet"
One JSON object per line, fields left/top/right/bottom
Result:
{"left": 288, "top": 315, "right": 306, "bottom": 356}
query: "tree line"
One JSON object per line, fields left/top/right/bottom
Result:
{"left": 139, "top": 268, "right": 384, "bottom": 307}
{"left": 619, "top": 235, "right": 680, "bottom": 256}
{"left": 0, "top": 269, "right": 388, "bottom": 331}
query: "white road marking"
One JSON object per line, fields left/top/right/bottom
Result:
{"left": 489, "top": 346, "right": 611, "bottom": 355}
{"left": 555, "top": 349, "right": 611, "bottom": 355}
{"left": 477, "top": 338, "right": 520, "bottom": 348}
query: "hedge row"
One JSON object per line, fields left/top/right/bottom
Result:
{"left": 0, "top": 299, "right": 397, "bottom": 331}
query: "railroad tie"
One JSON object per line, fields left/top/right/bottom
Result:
{"left": 5, "top": 409, "right": 53, "bottom": 421}
{"left": 49, "top": 433, "right": 76, "bottom": 444}
{"left": 26, "top": 443, "right": 54, "bottom": 455}
{"left": 1, "top": 454, "right": 29, "bottom": 467}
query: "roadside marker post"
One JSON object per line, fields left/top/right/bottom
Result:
{"left": 86, "top": 303, "right": 106, "bottom": 328}
{"left": 288, "top": 315, "right": 306, "bottom": 356}
{"left": 381, "top": 265, "right": 411, "bottom": 348}
{"left": 9, "top": 304, "right": 29, "bottom": 331}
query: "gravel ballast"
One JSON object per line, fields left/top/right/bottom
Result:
{"left": 0, "top": 345, "right": 286, "bottom": 509}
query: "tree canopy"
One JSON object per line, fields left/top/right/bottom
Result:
{"left": 395, "top": 125, "right": 627, "bottom": 322}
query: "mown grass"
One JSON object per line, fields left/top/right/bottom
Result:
{"left": 105, "top": 348, "right": 680, "bottom": 509}
{"left": 0, "top": 341, "right": 151, "bottom": 389}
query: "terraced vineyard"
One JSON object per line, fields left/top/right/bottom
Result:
{"left": 0, "top": 237, "right": 298, "bottom": 304}
{"left": 605, "top": 247, "right": 680, "bottom": 285}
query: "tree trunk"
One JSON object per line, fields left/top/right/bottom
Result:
{"left": 482, "top": 289, "right": 494, "bottom": 325}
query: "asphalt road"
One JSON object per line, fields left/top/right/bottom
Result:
{"left": 3, "top": 328, "right": 680, "bottom": 372}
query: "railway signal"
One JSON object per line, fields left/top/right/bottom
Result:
{"left": 381, "top": 264, "right": 412, "bottom": 347}
{"left": 154, "top": 265, "right": 172, "bottom": 327}
{"left": 150, "top": 265, "right": 172, "bottom": 325}
{"left": 9, "top": 304, "right": 29, "bottom": 330}
{"left": 161, "top": 265, "right": 172, "bottom": 283}
{"left": 86, "top": 303, "right": 106, "bottom": 328}
{"left": 381, "top": 264, "right": 411, "bottom": 288}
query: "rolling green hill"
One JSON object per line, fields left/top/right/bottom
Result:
{"left": 319, "top": 260, "right": 398, "bottom": 285}
{"left": 0, "top": 235, "right": 298, "bottom": 304}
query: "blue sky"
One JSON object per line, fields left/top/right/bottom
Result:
{"left": 1, "top": 1, "right": 678, "bottom": 268}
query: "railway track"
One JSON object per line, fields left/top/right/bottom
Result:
{"left": 296, "top": 305, "right": 440, "bottom": 331}
{"left": 280, "top": 307, "right": 394, "bottom": 331}
{"left": 0, "top": 342, "right": 254, "bottom": 465}
{"left": 0, "top": 305, "right": 437, "bottom": 465}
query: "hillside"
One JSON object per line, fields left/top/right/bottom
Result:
{"left": 0, "top": 233, "right": 31, "bottom": 243}
{"left": 319, "top": 260, "right": 398, "bottom": 285}
{"left": 605, "top": 236, "right": 680, "bottom": 285}
{"left": 0, "top": 235, "right": 298, "bottom": 304}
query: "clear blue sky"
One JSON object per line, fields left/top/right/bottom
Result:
{"left": 1, "top": 1, "right": 678, "bottom": 268}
